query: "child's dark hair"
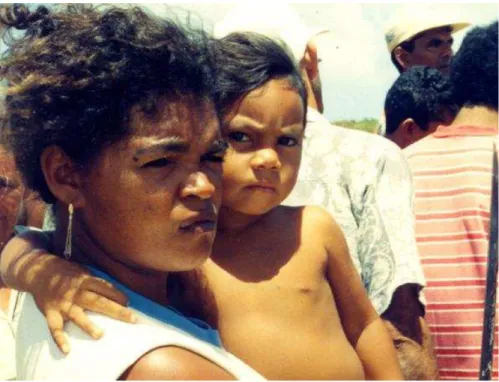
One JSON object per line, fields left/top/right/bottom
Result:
{"left": 385, "top": 66, "right": 456, "bottom": 135}
{"left": 0, "top": 4, "right": 217, "bottom": 203}
{"left": 450, "top": 21, "right": 498, "bottom": 110}
{"left": 213, "top": 32, "right": 307, "bottom": 122}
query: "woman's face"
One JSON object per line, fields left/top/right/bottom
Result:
{"left": 77, "top": 97, "right": 224, "bottom": 273}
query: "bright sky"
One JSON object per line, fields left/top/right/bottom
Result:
{"left": 153, "top": 2, "right": 498, "bottom": 122}
{"left": 3, "top": 2, "right": 498, "bottom": 122}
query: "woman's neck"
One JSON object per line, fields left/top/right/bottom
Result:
{"left": 52, "top": 210, "right": 169, "bottom": 306}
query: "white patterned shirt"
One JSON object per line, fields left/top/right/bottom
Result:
{"left": 283, "top": 108, "right": 425, "bottom": 314}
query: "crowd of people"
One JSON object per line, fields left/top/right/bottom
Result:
{"left": 0, "top": 3, "right": 497, "bottom": 381}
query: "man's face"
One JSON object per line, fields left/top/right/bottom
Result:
{"left": 76, "top": 97, "right": 224, "bottom": 273}
{"left": 404, "top": 27, "right": 454, "bottom": 73}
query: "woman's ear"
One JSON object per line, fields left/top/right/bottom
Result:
{"left": 302, "top": 41, "right": 319, "bottom": 82}
{"left": 40, "top": 146, "right": 86, "bottom": 208}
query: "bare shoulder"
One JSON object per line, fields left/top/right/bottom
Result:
{"left": 122, "top": 346, "right": 234, "bottom": 380}
{"left": 299, "top": 206, "right": 350, "bottom": 261}
{"left": 301, "top": 206, "right": 343, "bottom": 238}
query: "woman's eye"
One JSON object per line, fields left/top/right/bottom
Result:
{"left": 143, "top": 158, "right": 174, "bottom": 168}
{"left": 278, "top": 136, "right": 298, "bottom": 147}
{"left": 202, "top": 154, "right": 225, "bottom": 163}
{"left": 228, "top": 132, "right": 250, "bottom": 142}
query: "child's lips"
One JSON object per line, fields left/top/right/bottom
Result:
{"left": 245, "top": 183, "right": 277, "bottom": 193}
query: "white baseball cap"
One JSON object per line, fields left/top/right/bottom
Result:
{"left": 384, "top": 5, "right": 470, "bottom": 53}
{"left": 214, "top": 3, "right": 329, "bottom": 64}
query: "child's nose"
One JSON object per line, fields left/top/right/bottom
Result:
{"left": 250, "top": 148, "right": 281, "bottom": 171}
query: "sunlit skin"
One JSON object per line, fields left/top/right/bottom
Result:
{"left": 399, "top": 27, "right": 454, "bottom": 74}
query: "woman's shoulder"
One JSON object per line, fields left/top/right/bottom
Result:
{"left": 16, "top": 293, "right": 264, "bottom": 380}
{"left": 122, "top": 345, "right": 234, "bottom": 380}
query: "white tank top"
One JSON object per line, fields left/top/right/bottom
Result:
{"left": 16, "top": 294, "right": 264, "bottom": 380}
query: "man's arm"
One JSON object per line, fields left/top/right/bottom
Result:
{"left": 382, "top": 284, "right": 439, "bottom": 380}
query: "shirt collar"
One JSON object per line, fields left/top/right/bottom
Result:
{"left": 433, "top": 124, "right": 498, "bottom": 138}
{"left": 87, "top": 266, "right": 223, "bottom": 348}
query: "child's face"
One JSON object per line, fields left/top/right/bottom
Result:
{"left": 221, "top": 78, "right": 305, "bottom": 216}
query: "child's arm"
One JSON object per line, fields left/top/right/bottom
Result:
{"left": 0, "top": 229, "right": 136, "bottom": 353}
{"left": 312, "top": 207, "right": 403, "bottom": 380}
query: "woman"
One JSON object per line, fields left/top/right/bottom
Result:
{"left": 0, "top": 4, "right": 263, "bottom": 380}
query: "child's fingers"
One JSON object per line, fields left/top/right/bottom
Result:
{"left": 82, "top": 277, "right": 129, "bottom": 306}
{"left": 66, "top": 304, "right": 103, "bottom": 339}
{"left": 77, "top": 290, "right": 137, "bottom": 324}
{"left": 46, "top": 309, "right": 70, "bottom": 355}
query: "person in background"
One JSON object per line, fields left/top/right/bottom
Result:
{"left": 385, "top": 66, "right": 456, "bottom": 149}
{"left": 215, "top": 3, "right": 437, "bottom": 380}
{"left": 384, "top": 5, "right": 470, "bottom": 74}
{"left": 405, "top": 21, "right": 498, "bottom": 380}
{"left": 0, "top": 144, "right": 25, "bottom": 381}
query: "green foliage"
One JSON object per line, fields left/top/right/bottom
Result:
{"left": 331, "top": 118, "right": 380, "bottom": 134}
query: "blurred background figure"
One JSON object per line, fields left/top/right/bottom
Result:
{"left": 385, "top": 4, "right": 470, "bottom": 74}
{"left": 0, "top": 14, "right": 46, "bottom": 376}
{"left": 405, "top": 21, "right": 498, "bottom": 380}
{"left": 384, "top": 66, "right": 456, "bottom": 149}
{"left": 0, "top": 144, "right": 28, "bottom": 381}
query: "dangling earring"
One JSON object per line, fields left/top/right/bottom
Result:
{"left": 63, "top": 203, "right": 73, "bottom": 260}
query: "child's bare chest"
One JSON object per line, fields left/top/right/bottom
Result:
{"left": 203, "top": 238, "right": 330, "bottom": 317}
{"left": 201, "top": 245, "right": 361, "bottom": 381}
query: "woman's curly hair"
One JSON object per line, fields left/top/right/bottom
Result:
{"left": 0, "top": 4, "right": 217, "bottom": 203}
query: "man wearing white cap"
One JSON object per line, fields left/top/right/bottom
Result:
{"left": 216, "top": 3, "right": 437, "bottom": 380}
{"left": 385, "top": 5, "right": 470, "bottom": 74}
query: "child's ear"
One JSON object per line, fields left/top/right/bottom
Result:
{"left": 40, "top": 146, "right": 86, "bottom": 209}
{"left": 303, "top": 42, "right": 319, "bottom": 81}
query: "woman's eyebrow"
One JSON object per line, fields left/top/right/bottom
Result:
{"left": 134, "top": 139, "right": 190, "bottom": 158}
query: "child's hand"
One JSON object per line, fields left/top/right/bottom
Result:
{"left": 27, "top": 252, "right": 136, "bottom": 354}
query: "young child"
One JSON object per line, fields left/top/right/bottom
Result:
{"left": 1, "top": 33, "right": 402, "bottom": 380}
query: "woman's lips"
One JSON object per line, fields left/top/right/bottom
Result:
{"left": 179, "top": 219, "right": 216, "bottom": 234}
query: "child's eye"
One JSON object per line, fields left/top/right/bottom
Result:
{"left": 142, "top": 158, "right": 174, "bottom": 168}
{"left": 228, "top": 132, "right": 251, "bottom": 142}
{"left": 277, "top": 136, "right": 298, "bottom": 147}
